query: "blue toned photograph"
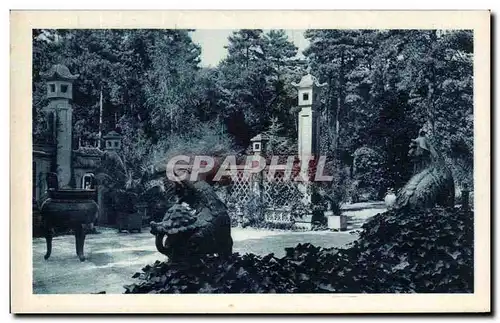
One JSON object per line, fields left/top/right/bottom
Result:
{"left": 31, "top": 28, "right": 474, "bottom": 295}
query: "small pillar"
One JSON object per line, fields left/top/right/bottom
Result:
{"left": 248, "top": 134, "right": 269, "bottom": 219}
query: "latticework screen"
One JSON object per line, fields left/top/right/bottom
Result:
{"left": 262, "top": 171, "right": 303, "bottom": 209}
{"left": 222, "top": 169, "right": 308, "bottom": 224}
{"left": 227, "top": 171, "right": 252, "bottom": 205}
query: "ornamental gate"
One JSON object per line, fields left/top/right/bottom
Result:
{"left": 217, "top": 165, "right": 309, "bottom": 224}
{"left": 261, "top": 170, "right": 305, "bottom": 223}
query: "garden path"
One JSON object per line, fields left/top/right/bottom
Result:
{"left": 32, "top": 202, "right": 386, "bottom": 294}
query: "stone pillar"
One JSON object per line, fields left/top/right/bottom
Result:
{"left": 54, "top": 100, "right": 73, "bottom": 187}
{"left": 292, "top": 73, "right": 326, "bottom": 162}
{"left": 292, "top": 73, "right": 327, "bottom": 208}
{"left": 40, "top": 64, "right": 79, "bottom": 188}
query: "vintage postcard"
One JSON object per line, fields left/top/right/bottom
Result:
{"left": 10, "top": 10, "right": 490, "bottom": 313}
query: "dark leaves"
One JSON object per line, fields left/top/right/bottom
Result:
{"left": 124, "top": 207, "right": 473, "bottom": 294}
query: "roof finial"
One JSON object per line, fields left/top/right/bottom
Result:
{"left": 291, "top": 69, "right": 328, "bottom": 89}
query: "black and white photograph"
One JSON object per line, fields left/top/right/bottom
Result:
{"left": 10, "top": 10, "right": 491, "bottom": 313}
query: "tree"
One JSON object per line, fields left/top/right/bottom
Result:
{"left": 218, "top": 29, "right": 301, "bottom": 147}
{"left": 225, "top": 29, "right": 265, "bottom": 68}
{"left": 263, "top": 116, "right": 295, "bottom": 155}
{"left": 32, "top": 28, "right": 474, "bottom": 197}
{"left": 304, "top": 30, "right": 377, "bottom": 158}
{"left": 142, "top": 29, "right": 202, "bottom": 139}
{"left": 303, "top": 29, "right": 473, "bottom": 191}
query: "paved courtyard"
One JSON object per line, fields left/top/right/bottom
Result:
{"left": 32, "top": 202, "right": 386, "bottom": 294}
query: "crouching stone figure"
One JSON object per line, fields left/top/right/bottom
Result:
{"left": 150, "top": 179, "right": 233, "bottom": 262}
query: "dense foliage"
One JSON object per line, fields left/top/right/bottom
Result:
{"left": 33, "top": 29, "right": 473, "bottom": 199}
{"left": 352, "top": 146, "right": 388, "bottom": 200}
{"left": 123, "top": 206, "right": 473, "bottom": 293}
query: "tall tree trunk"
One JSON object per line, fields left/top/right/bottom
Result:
{"left": 326, "top": 72, "right": 334, "bottom": 154}
{"left": 334, "top": 51, "right": 345, "bottom": 159}
{"left": 98, "top": 87, "right": 103, "bottom": 148}
{"left": 427, "top": 81, "right": 435, "bottom": 135}
{"left": 427, "top": 30, "right": 438, "bottom": 137}
{"left": 170, "top": 105, "right": 173, "bottom": 135}
{"left": 246, "top": 45, "right": 249, "bottom": 69}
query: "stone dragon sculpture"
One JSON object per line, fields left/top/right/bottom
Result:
{"left": 149, "top": 178, "right": 233, "bottom": 262}
{"left": 393, "top": 129, "right": 455, "bottom": 210}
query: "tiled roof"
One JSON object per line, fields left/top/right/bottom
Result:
{"left": 291, "top": 73, "right": 327, "bottom": 88}
{"left": 250, "top": 134, "right": 270, "bottom": 142}
{"left": 40, "top": 64, "right": 79, "bottom": 80}
{"left": 103, "top": 130, "right": 122, "bottom": 139}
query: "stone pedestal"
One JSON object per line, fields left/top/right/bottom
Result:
{"left": 325, "top": 211, "right": 347, "bottom": 231}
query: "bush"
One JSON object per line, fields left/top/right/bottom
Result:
{"left": 124, "top": 206, "right": 473, "bottom": 293}
{"left": 352, "top": 146, "right": 389, "bottom": 200}
{"left": 138, "top": 185, "right": 171, "bottom": 223}
{"left": 149, "top": 120, "right": 238, "bottom": 173}
{"left": 241, "top": 193, "right": 265, "bottom": 227}
{"left": 340, "top": 206, "right": 473, "bottom": 293}
{"left": 114, "top": 190, "right": 138, "bottom": 214}
{"left": 225, "top": 197, "right": 244, "bottom": 228}
{"left": 310, "top": 186, "right": 327, "bottom": 226}
{"left": 315, "top": 161, "right": 352, "bottom": 212}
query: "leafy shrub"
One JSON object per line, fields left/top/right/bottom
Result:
{"left": 113, "top": 190, "right": 138, "bottom": 214}
{"left": 314, "top": 161, "right": 352, "bottom": 212}
{"left": 352, "top": 146, "right": 389, "bottom": 200}
{"left": 225, "top": 196, "right": 244, "bottom": 227}
{"left": 95, "top": 151, "right": 128, "bottom": 190}
{"left": 290, "top": 200, "right": 311, "bottom": 221}
{"left": 340, "top": 206, "right": 473, "bottom": 293}
{"left": 149, "top": 120, "right": 238, "bottom": 171}
{"left": 124, "top": 206, "right": 473, "bottom": 293}
{"left": 310, "top": 186, "right": 327, "bottom": 226}
{"left": 137, "top": 185, "right": 171, "bottom": 223}
{"left": 241, "top": 192, "right": 265, "bottom": 227}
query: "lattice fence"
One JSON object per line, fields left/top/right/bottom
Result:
{"left": 228, "top": 171, "right": 253, "bottom": 205}
{"left": 220, "top": 168, "right": 308, "bottom": 225}
{"left": 262, "top": 171, "right": 303, "bottom": 209}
